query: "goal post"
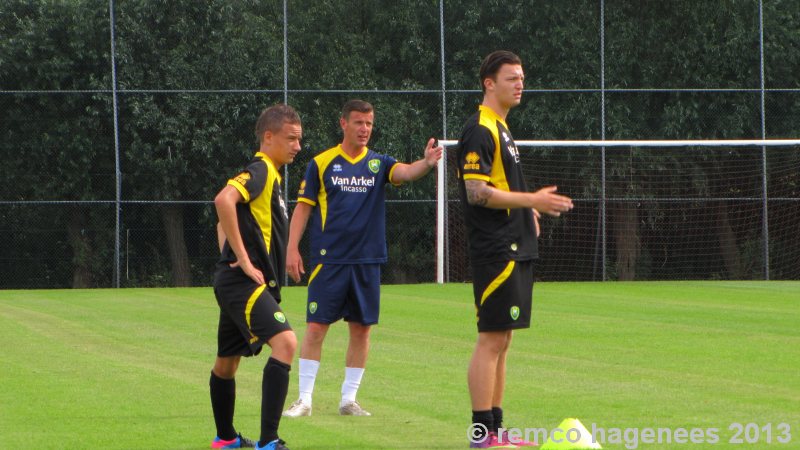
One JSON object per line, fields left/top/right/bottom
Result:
{"left": 436, "top": 139, "right": 800, "bottom": 284}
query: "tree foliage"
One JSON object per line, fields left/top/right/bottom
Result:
{"left": 1, "top": 0, "right": 798, "bottom": 287}
{"left": 1, "top": 0, "right": 114, "bottom": 287}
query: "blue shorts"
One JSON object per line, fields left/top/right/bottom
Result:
{"left": 306, "top": 263, "right": 381, "bottom": 325}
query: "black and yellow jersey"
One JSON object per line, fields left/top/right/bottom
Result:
{"left": 216, "top": 151, "right": 288, "bottom": 301}
{"left": 456, "top": 105, "right": 537, "bottom": 264}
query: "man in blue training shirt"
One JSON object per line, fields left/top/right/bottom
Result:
{"left": 282, "top": 99, "right": 442, "bottom": 417}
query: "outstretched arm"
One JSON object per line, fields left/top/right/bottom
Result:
{"left": 464, "top": 180, "right": 573, "bottom": 217}
{"left": 390, "top": 138, "right": 443, "bottom": 183}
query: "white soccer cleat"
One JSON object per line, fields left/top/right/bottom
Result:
{"left": 282, "top": 399, "right": 312, "bottom": 417}
{"left": 338, "top": 400, "right": 371, "bottom": 416}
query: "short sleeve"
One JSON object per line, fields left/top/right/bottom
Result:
{"left": 227, "top": 160, "right": 266, "bottom": 202}
{"left": 297, "top": 159, "right": 320, "bottom": 206}
{"left": 458, "top": 125, "right": 495, "bottom": 182}
{"left": 382, "top": 153, "right": 399, "bottom": 185}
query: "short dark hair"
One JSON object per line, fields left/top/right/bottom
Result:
{"left": 341, "top": 99, "right": 373, "bottom": 120}
{"left": 254, "top": 104, "right": 301, "bottom": 144}
{"left": 479, "top": 50, "right": 523, "bottom": 93}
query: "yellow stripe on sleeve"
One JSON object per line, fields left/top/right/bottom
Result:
{"left": 463, "top": 173, "right": 491, "bottom": 182}
{"left": 388, "top": 163, "right": 402, "bottom": 186}
{"left": 227, "top": 180, "right": 250, "bottom": 202}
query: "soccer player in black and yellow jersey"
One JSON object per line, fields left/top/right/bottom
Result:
{"left": 457, "top": 51, "right": 573, "bottom": 448}
{"left": 209, "top": 105, "right": 302, "bottom": 450}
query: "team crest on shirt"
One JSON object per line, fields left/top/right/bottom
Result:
{"left": 309, "top": 301, "right": 318, "bottom": 314}
{"left": 368, "top": 159, "right": 381, "bottom": 174}
{"left": 510, "top": 306, "right": 520, "bottom": 320}
{"left": 333, "top": 164, "right": 343, "bottom": 172}
{"left": 464, "top": 152, "right": 480, "bottom": 170}
{"left": 298, "top": 180, "right": 306, "bottom": 195}
{"left": 233, "top": 171, "right": 251, "bottom": 186}
{"left": 274, "top": 312, "right": 286, "bottom": 323}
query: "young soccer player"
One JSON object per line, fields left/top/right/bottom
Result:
{"left": 209, "top": 105, "right": 302, "bottom": 450}
{"left": 456, "top": 51, "right": 573, "bottom": 448}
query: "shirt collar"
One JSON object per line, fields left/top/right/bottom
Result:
{"left": 479, "top": 104, "right": 508, "bottom": 129}
{"left": 255, "top": 151, "right": 282, "bottom": 183}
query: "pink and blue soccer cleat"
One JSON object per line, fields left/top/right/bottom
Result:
{"left": 211, "top": 433, "right": 256, "bottom": 449}
{"left": 470, "top": 432, "right": 518, "bottom": 448}
{"left": 255, "top": 438, "right": 289, "bottom": 450}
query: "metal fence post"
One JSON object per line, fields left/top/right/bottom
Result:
{"left": 759, "top": 0, "right": 770, "bottom": 280}
{"left": 600, "top": 0, "right": 608, "bottom": 281}
{"left": 109, "top": 0, "right": 122, "bottom": 288}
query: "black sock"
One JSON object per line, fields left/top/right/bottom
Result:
{"left": 472, "top": 410, "right": 494, "bottom": 440}
{"left": 259, "top": 357, "right": 291, "bottom": 447}
{"left": 492, "top": 406, "right": 503, "bottom": 433}
{"left": 209, "top": 371, "right": 237, "bottom": 440}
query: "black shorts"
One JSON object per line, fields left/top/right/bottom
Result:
{"left": 471, "top": 259, "right": 534, "bottom": 332}
{"left": 213, "top": 272, "right": 292, "bottom": 357}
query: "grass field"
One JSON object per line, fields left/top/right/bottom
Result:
{"left": 1, "top": 281, "right": 798, "bottom": 449}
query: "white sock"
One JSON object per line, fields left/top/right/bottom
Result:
{"left": 298, "top": 358, "right": 320, "bottom": 405}
{"left": 340, "top": 366, "right": 365, "bottom": 406}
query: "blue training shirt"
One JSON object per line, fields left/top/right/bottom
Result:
{"left": 297, "top": 144, "right": 398, "bottom": 265}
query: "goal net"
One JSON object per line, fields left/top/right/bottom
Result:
{"left": 438, "top": 140, "right": 800, "bottom": 282}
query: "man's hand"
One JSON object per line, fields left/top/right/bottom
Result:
{"left": 424, "top": 137, "right": 443, "bottom": 168}
{"left": 532, "top": 208, "right": 541, "bottom": 237}
{"left": 286, "top": 247, "right": 305, "bottom": 283}
{"left": 531, "top": 186, "right": 573, "bottom": 217}
{"left": 389, "top": 138, "right": 444, "bottom": 183}
{"left": 230, "top": 257, "right": 265, "bottom": 285}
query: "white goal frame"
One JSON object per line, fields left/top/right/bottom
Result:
{"left": 435, "top": 139, "right": 800, "bottom": 284}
